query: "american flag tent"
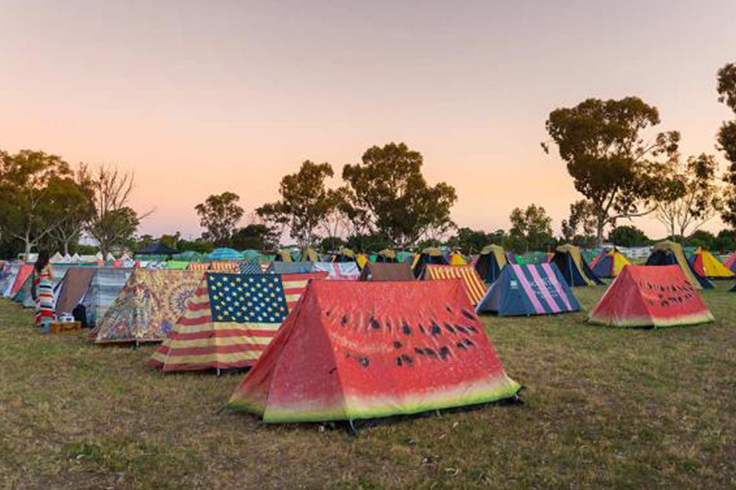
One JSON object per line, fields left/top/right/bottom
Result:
{"left": 421, "top": 264, "right": 487, "bottom": 306}
{"left": 150, "top": 272, "right": 327, "bottom": 372}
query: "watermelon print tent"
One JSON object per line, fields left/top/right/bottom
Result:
{"left": 91, "top": 269, "right": 203, "bottom": 344}
{"left": 422, "top": 264, "right": 487, "bottom": 306}
{"left": 688, "top": 248, "right": 734, "bottom": 279}
{"left": 227, "top": 280, "right": 520, "bottom": 423}
{"left": 591, "top": 249, "right": 631, "bottom": 278}
{"left": 475, "top": 245, "right": 508, "bottom": 283}
{"left": 646, "top": 241, "right": 712, "bottom": 290}
{"left": 311, "top": 262, "right": 360, "bottom": 280}
{"left": 476, "top": 264, "right": 580, "bottom": 317}
{"left": 589, "top": 265, "right": 714, "bottom": 328}
{"left": 550, "top": 244, "right": 603, "bottom": 287}
{"left": 150, "top": 272, "right": 327, "bottom": 372}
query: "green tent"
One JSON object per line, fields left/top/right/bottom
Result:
{"left": 165, "top": 260, "right": 190, "bottom": 270}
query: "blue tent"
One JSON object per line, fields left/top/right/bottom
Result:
{"left": 267, "top": 261, "right": 314, "bottom": 274}
{"left": 207, "top": 248, "right": 244, "bottom": 261}
{"left": 476, "top": 263, "right": 581, "bottom": 317}
{"left": 550, "top": 245, "right": 603, "bottom": 287}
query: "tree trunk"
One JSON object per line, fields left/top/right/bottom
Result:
{"left": 596, "top": 218, "right": 606, "bottom": 247}
{"left": 24, "top": 234, "right": 32, "bottom": 259}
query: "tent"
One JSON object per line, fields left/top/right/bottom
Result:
{"left": 81, "top": 268, "right": 133, "bottom": 326}
{"left": 645, "top": 241, "right": 712, "bottom": 290}
{"left": 412, "top": 247, "right": 449, "bottom": 278}
{"left": 550, "top": 244, "right": 603, "bottom": 287}
{"left": 90, "top": 269, "right": 203, "bottom": 344}
{"left": 476, "top": 264, "right": 581, "bottom": 317}
{"left": 241, "top": 250, "right": 262, "bottom": 263}
{"left": 422, "top": 264, "right": 487, "bottom": 306}
{"left": 359, "top": 262, "right": 415, "bottom": 281}
{"left": 311, "top": 262, "right": 360, "bottom": 280}
{"left": 268, "top": 261, "right": 314, "bottom": 274}
{"left": 449, "top": 252, "right": 467, "bottom": 266}
{"left": 396, "top": 251, "right": 414, "bottom": 264}
{"left": 0, "top": 262, "right": 19, "bottom": 297}
{"left": 150, "top": 272, "right": 327, "bottom": 372}
{"left": 375, "top": 249, "right": 397, "bottom": 263}
{"left": 301, "top": 248, "right": 319, "bottom": 262}
{"left": 591, "top": 249, "right": 631, "bottom": 278}
{"left": 238, "top": 262, "right": 263, "bottom": 274}
{"left": 522, "top": 251, "right": 551, "bottom": 265}
{"left": 173, "top": 251, "right": 206, "bottom": 262}
{"left": 589, "top": 265, "right": 714, "bottom": 328}
{"left": 275, "top": 249, "right": 292, "bottom": 262}
{"left": 165, "top": 260, "right": 190, "bottom": 270}
{"left": 209, "top": 261, "right": 240, "bottom": 272}
{"left": 6, "top": 263, "right": 33, "bottom": 299}
{"left": 137, "top": 242, "right": 177, "bottom": 257}
{"left": 688, "top": 248, "right": 734, "bottom": 279}
{"left": 475, "top": 245, "right": 508, "bottom": 283}
{"left": 207, "top": 248, "right": 244, "bottom": 261}
{"left": 226, "top": 280, "right": 521, "bottom": 423}
{"left": 55, "top": 267, "right": 97, "bottom": 316}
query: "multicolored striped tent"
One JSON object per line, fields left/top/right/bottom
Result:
{"left": 421, "top": 264, "right": 486, "bottom": 306}
{"left": 688, "top": 248, "right": 734, "bottom": 279}
{"left": 476, "top": 264, "right": 580, "bottom": 317}
{"left": 150, "top": 272, "right": 327, "bottom": 372}
{"left": 590, "top": 249, "right": 631, "bottom": 278}
{"left": 91, "top": 269, "right": 203, "bottom": 344}
{"left": 81, "top": 268, "right": 133, "bottom": 327}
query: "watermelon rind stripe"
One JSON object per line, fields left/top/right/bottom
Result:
{"left": 588, "top": 311, "right": 715, "bottom": 328}
{"left": 227, "top": 375, "right": 521, "bottom": 423}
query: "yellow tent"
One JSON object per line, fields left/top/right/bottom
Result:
{"left": 449, "top": 251, "right": 467, "bottom": 266}
{"left": 691, "top": 247, "right": 734, "bottom": 279}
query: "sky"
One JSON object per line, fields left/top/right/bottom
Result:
{"left": 1, "top": 0, "right": 735, "bottom": 241}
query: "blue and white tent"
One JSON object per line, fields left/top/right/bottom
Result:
{"left": 476, "top": 263, "right": 581, "bottom": 317}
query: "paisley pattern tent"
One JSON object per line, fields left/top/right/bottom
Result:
{"left": 91, "top": 269, "right": 203, "bottom": 343}
{"left": 227, "top": 280, "right": 521, "bottom": 423}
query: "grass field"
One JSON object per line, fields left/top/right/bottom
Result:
{"left": 1, "top": 284, "right": 735, "bottom": 490}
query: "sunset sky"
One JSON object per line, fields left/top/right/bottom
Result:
{"left": 2, "top": 1, "right": 735, "bottom": 241}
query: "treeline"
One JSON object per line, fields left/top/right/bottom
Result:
{"left": 3, "top": 62, "right": 736, "bottom": 258}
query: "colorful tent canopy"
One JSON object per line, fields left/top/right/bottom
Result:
{"left": 311, "top": 262, "right": 360, "bottom": 280}
{"left": 359, "top": 262, "right": 415, "bottom": 281}
{"left": 81, "top": 268, "right": 133, "bottom": 327}
{"left": 476, "top": 264, "right": 580, "bottom": 317}
{"left": 449, "top": 252, "right": 467, "bottom": 266}
{"left": 90, "top": 269, "right": 203, "bottom": 344}
{"left": 646, "top": 241, "right": 712, "bottom": 290}
{"left": 7, "top": 263, "right": 33, "bottom": 298}
{"left": 376, "top": 249, "right": 397, "bottom": 263}
{"left": 227, "top": 280, "right": 521, "bottom": 423}
{"left": 589, "top": 265, "right": 714, "bottom": 328}
{"left": 475, "top": 245, "right": 508, "bottom": 283}
{"left": 412, "top": 247, "right": 449, "bottom": 278}
{"left": 591, "top": 249, "right": 631, "bottom": 278}
{"left": 150, "top": 272, "right": 326, "bottom": 372}
{"left": 275, "top": 249, "right": 293, "bottom": 262}
{"left": 550, "top": 244, "right": 603, "bottom": 287}
{"left": 724, "top": 251, "right": 736, "bottom": 273}
{"left": 165, "top": 260, "right": 190, "bottom": 270}
{"left": 207, "top": 248, "right": 244, "bottom": 261}
{"left": 422, "top": 264, "right": 486, "bottom": 306}
{"left": 688, "top": 248, "right": 734, "bottom": 279}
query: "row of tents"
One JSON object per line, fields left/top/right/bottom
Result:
{"left": 1, "top": 240, "right": 721, "bottom": 425}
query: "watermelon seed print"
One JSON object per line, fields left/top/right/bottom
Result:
{"left": 418, "top": 324, "right": 426, "bottom": 335}
{"left": 358, "top": 357, "right": 370, "bottom": 367}
{"left": 461, "top": 309, "right": 477, "bottom": 321}
{"left": 444, "top": 322, "right": 456, "bottom": 334}
{"left": 439, "top": 346, "right": 451, "bottom": 360}
{"left": 455, "top": 325, "right": 469, "bottom": 335}
{"left": 340, "top": 315, "right": 349, "bottom": 327}
{"left": 369, "top": 317, "right": 381, "bottom": 330}
{"left": 456, "top": 341, "right": 467, "bottom": 350}
{"left": 430, "top": 322, "right": 442, "bottom": 337}
{"left": 393, "top": 341, "right": 402, "bottom": 349}
{"left": 402, "top": 323, "right": 412, "bottom": 335}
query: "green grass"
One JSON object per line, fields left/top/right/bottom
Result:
{"left": 1, "top": 284, "right": 735, "bottom": 489}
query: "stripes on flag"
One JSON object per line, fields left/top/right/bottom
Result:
{"left": 150, "top": 271, "right": 326, "bottom": 372}
{"left": 422, "top": 264, "right": 487, "bottom": 306}
{"left": 239, "top": 262, "right": 263, "bottom": 274}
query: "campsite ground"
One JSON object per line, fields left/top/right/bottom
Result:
{"left": 1, "top": 285, "right": 735, "bottom": 490}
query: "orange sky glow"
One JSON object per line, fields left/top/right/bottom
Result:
{"left": 2, "top": 1, "right": 735, "bottom": 242}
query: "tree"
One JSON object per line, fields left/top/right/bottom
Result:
{"left": 717, "top": 63, "right": 736, "bottom": 227}
{"left": 714, "top": 229, "right": 736, "bottom": 253}
{"left": 684, "top": 230, "right": 716, "bottom": 250}
{"left": 509, "top": 204, "right": 554, "bottom": 252}
{"left": 561, "top": 200, "right": 597, "bottom": 243}
{"left": 342, "top": 142, "right": 457, "bottom": 248}
{"left": 230, "top": 224, "right": 279, "bottom": 252}
{"left": 257, "top": 161, "right": 336, "bottom": 249}
{"left": 653, "top": 154, "right": 722, "bottom": 238}
{"left": 195, "top": 192, "right": 244, "bottom": 246}
{"left": 86, "top": 166, "right": 145, "bottom": 257}
{"left": 47, "top": 164, "right": 96, "bottom": 255}
{"left": 544, "top": 97, "right": 680, "bottom": 244}
{"left": 608, "top": 225, "right": 650, "bottom": 247}
{"left": 0, "top": 150, "right": 79, "bottom": 256}
{"left": 447, "top": 227, "right": 492, "bottom": 255}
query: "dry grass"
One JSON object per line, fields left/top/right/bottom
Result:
{"left": 1, "top": 283, "right": 735, "bottom": 489}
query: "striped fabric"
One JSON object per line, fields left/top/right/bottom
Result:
{"left": 187, "top": 262, "right": 210, "bottom": 271}
{"left": 150, "top": 272, "right": 327, "bottom": 372}
{"left": 511, "top": 264, "right": 573, "bottom": 314}
{"left": 35, "top": 267, "right": 55, "bottom": 326}
{"left": 238, "top": 262, "right": 262, "bottom": 274}
{"left": 422, "top": 264, "right": 487, "bottom": 306}
{"left": 209, "top": 261, "right": 240, "bottom": 272}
